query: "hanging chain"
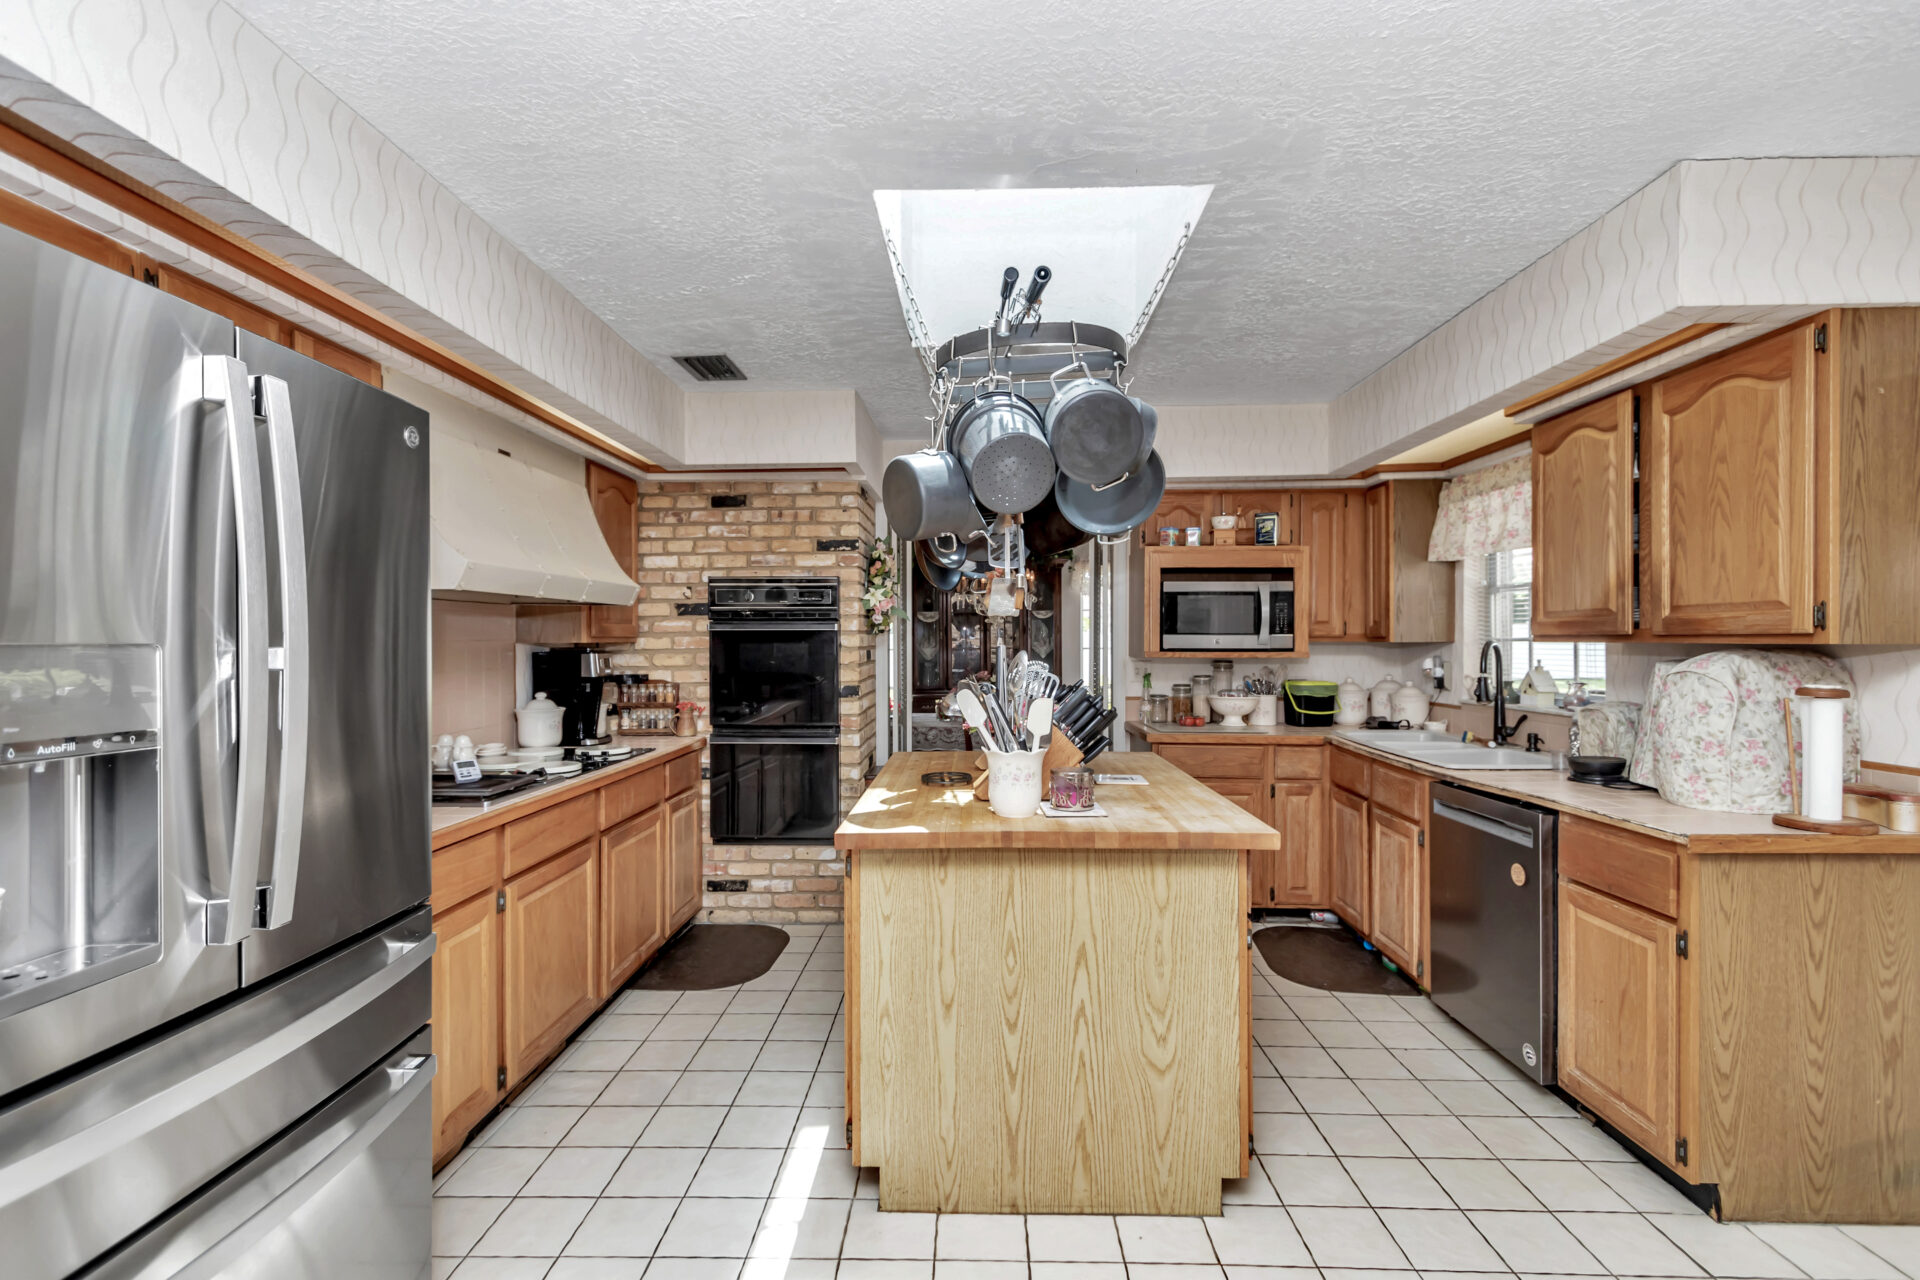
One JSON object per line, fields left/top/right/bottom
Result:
{"left": 883, "top": 229, "right": 941, "bottom": 384}
{"left": 1126, "top": 220, "right": 1192, "bottom": 347}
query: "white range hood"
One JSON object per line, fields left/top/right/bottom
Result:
{"left": 429, "top": 434, "right": 639, "bottom": 604}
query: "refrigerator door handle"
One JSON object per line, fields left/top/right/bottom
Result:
{"left": 255, "top": 373, "right": 309, "bottom": 930}
{"left": 204, "top": 355, "right": 271, "bottom": 946}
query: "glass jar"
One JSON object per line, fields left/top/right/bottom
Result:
{"left": 1145, "top": 693, "right": 1171, "bottom": 724}
{"left": 1190, "top": 674, "right": 1213, "bottom": 722}
{"left": 1049, "top": 767, "right": 1096, "bottom": 811}
{"left": 1170, "top": 683, "right": 1193, "bottom": 720}
{"left": 1211, "top": 658, "right": 1236, "bottom": 689}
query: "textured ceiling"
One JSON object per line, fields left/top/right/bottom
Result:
{"left": 230, "top": 0, "right": 1920, "bottom": 438}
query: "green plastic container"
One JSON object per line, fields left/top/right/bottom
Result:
{"left": 1283, "top": 679, "right": 1339, "bottom": 726}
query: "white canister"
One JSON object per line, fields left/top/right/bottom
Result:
{"left": 515, "top": 692, "right": 566, "bottom": 748}
{"left": 1334, "top": 677, "right": 1369, "bottom": 726}
{"left": 1390, "top": 684, "right": 1431, "bottom": 727}
{"left": 1368, "top": 677, "right": 1403, "bottom": 721}
{"left": 985, "top": 747, "right": 1046, "bottom": 819}
{"left": 1251, "top": 693, "right": 1279, "bottom": 727}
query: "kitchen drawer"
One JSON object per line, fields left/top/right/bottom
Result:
{"left": 1369, "top": 761, "right": 1426, "bottom": 821}
{"left": 433, "top": 828, "right": 501, "bottom": 910}
{"left": 1559, "top": 814, "right": 1680, "bottom": 918}
{"left": 505, "top": 792, "right": 600, "bottom": 879}
{"left": 1155, "top": 743, "right": 1267, "bottom": 780}
{"left": 600, "top": 764, "right": 666, "bottom": 829}
{"left": 1329, "top": 746, "right": 1370, "bottom": 797}
{"left": 666, "top": 750, "right": 701, "bottom": 797}
{"left": 1271, "top": 745, "right": 1325, "bottom": 780}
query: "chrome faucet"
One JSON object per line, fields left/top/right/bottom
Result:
{"left": 1478, "top": 640, "right": 1528, "bottom": 747}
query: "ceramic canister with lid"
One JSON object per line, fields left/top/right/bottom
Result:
{"left": 1334, "top": 677, "right": 1369, "bottom": 726}
{"left": 1390, "top": 683, "right": 1431, "bottom": 726}
{"left": 1368, "top": 677, "right": 1403, "bottom": 721}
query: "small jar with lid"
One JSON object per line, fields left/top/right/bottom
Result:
{"left": 1211, "top": 658, "right": 1236, "bottom": 689}
{"left": 1170, "top": 683, "right": 1193, "bottom": 720}
{"left": 1145, "top": 693, "right": 1172, "bottom": 724}
{"left": 1190, "top": 673, "right": 1213, "bottom": 722}
{"left": 1049, "top": 767, "right": 1096, "bottom": 811}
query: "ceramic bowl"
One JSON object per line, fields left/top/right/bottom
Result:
{"left": 1208, "top": 694, "right": 1258, "bottom": 727}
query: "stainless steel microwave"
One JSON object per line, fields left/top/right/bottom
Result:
{"left": 1158, "top": 579, "right": 1296, "bottom": 651}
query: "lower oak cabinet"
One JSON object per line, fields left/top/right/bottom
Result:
{"left": 429, "top": 747, "right": 704, "bottom": 1164}
{"left": 428, "top": 889, "right": 502, "bottom": 1158}
{"left": 1329, "top": 787, "right": 1370, "bottom": 931}
{"left": 1329, "top": 744, "right": 1429, "bottom": 987}
{"left": 601, "top": 806, "right": 668, "bottom": 994}
{"left": 503, "top": 840, "right": 600, "bottom": 1086}
{"left": 1139, "top": 738, "right": 1327, "bottom": 908}
{"left": 1557, "top": 877, "right": 1676, "bottom": 1158}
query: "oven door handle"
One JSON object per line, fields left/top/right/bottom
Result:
{"left": 709, "top": 621, "right": 840, "bottom": 632}
{"left": 709, "top": 736, "right": 842, "bottom": 746}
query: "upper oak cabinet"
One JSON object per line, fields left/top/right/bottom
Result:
{"left": 1298, "top": 491, "right": 1353, "bottom": 638}
{"left": 1531, "top": 390, "right": 1635, "bottom": 637}
{"left": 1532, "top": 308, "right": 1920, "bottom": 645}
{"left": 1644, "top": 322, "right": 1816, "bottom": 636}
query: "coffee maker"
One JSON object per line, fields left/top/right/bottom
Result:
{"left": 529, "top": 647, "right": 617, "bottom": 746}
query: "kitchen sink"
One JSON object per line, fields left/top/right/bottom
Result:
{"left": 1334, "top": 730, "right": 1561, "bottom": 771}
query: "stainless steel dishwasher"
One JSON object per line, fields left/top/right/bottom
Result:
{"left": 1427, "top": 782, "right": 1559, "bottom": 1086}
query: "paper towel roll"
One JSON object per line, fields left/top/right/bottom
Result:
{"left": 1798, "top": 686, "right": 1848, "bottom": 822}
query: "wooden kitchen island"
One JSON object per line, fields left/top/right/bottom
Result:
{"left": 835, "top": 751, "right": 1278, "bottom": 1215}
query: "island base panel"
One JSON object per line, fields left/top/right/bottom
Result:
{"left": 851, "top": 845, "right": 1247, "bottom": 1215}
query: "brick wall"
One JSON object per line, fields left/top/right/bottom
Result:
{"left": 617, "top": 479, "right": 876, "bottom": 924}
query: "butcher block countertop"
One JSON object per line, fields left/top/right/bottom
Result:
{"left": 430, "top": 736, "right": 703, "bottom": 849}
{"left": 835, "top": 750, "right": 1280, "bottom": 850}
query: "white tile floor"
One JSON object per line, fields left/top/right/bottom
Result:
{"left": 433, "top": 923, "right": 1920, "bottom": 1280}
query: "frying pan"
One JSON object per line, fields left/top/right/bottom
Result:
{"left": 1568, "top": 755, "right": 1628, "bottom": 779}
{"left": 1054, "top": 450, "right": 1168, "bottom": 537}
{"left": 1021, "top": 488, "right": 1092, "bottom": 559}
{"left": 914, "top": 539, "right": 961, "bottom": 592}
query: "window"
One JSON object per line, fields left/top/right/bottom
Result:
{"left": 1479, "top": 548, "right": 1606, "bottom": 693}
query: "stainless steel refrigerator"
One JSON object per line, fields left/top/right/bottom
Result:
{"left": 0, "top": 221, "right": 435, "bottom": 1279}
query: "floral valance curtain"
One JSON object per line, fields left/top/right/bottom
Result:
{"left": 1427, "top": 455, "right": 1531, "bottom": 561}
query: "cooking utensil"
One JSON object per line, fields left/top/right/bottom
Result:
{"left": 1053, "top": 449, "right": 1168, "bottom": 536}
{"left": 1121, "top": 397, "right": 1159, "bottom": 479}
{"left": 1046, "top": 370, "right": 1146, "bottom": 487}
{"left": 953, "top": 686, "right": 996, "bottom": 749}
{"left": 914, "top": 538, "right": 962, "bottom": 592}
{"left": 950, "top": 390, "right": 1055, "bottom": 514}
{"left": 1567, "top": 755, "right": 1628, "bottom": 779}
{"left": 958, "top": 529, "right": 993, "bottom": 579}
{"left": 883, "top": 449, "right": 981, "bottom": 541}
{"left": 1027, "top": 696, "right": 1054, "bottom": 756}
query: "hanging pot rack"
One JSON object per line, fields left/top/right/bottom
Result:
{"left": 936, "top": 321, "right": 1129, "bottom": 411}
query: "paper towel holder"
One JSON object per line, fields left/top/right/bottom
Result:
{"left": 1772, "top": 685, "right": 1879, "bottom": 836}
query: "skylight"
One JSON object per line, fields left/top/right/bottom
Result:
{"left": 873, "top": 185, "right": 1212, "bottom": 354}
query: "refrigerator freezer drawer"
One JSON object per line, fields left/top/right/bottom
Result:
{"left": 80, "top": 1039, "right": 435, "bottom": 1280}
{"left": 0, "top": 908, "right": 433, "bottom": 1280}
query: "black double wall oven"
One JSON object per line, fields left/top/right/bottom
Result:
{"left": 707, "top": 578, "right": 842, "bottom": 844}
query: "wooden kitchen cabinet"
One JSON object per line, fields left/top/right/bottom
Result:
{"left": 430, "top": 891, "right": 501, "bottom": 1164}
{"left": 1367, "top": 806, "right": 1425, "bottom": 981}
{"left": 1557, "top": 877, "right": 1676, "bottom": 1160}
{"left": 600, "top": 806, "right": 667, "bottom": 997}
{"left": 1268, "top": 780, "right": 1326, "bottom": 906}
{"left": 1644, "top": 322, "right": 1817, "bottom": 636}
{"left": 502, "top": 839, "right": 599, "bottom": 1086}
{"left": 1208, "top": 776, "right": 1271, "bottom": 828}
{"left": 1532, "top": 390, "right": 1636, "bottom": 636}
{"left": 1364, "top": 484, "right": 1389, "bottom": 639}
{"left": 1328, "top": 786, "right": 1370, "bottom": 932}
{"left": 585, "top": 462, "right": 640, "bottom": 642}
{"left": 1298, "top": 490, "right": 1353, "bottom": 638}
{"left": 1127, "top": 545, "right": 1312, "bottom": 660}
{"left": 667, "top": 787, "right": 703, "bottom": 931}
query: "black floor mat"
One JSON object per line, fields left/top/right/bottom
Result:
{"left": 630, "top": 924, "right": 789, "bottom": 991}
{"left": 1253, "top": 924, "right": 1420, "bottom": 995}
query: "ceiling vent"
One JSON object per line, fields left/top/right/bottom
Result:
{"left": 673, "top": 353, "right": 747, "bottom": 382}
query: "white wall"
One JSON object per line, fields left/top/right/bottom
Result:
{"left": 386, "top": 369, "right": 584, "bottom": 483}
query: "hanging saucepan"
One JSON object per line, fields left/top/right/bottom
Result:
{"left": 949, "top": 390, "right": 1055, "bottom": 514}
{"left": 914, "top": 538, "right": 962, "bottom": 592}
{"left": 1045, "top": 370, "right": 1146, "bottom": 487}
{"left": 1022, "top": 487, "right": 1092, "bottom": 559}
{"left": 957, "top": 529, "right": 994, "bottom": 579}
{"left": 1054, "top": 449, "right": 1169, "bottom": 537}
{"left": 1120, "top": 397, "right": 1159, "bottom": 478}
{"left": 883, "top": 449, "right": 980, "bottom": 542}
